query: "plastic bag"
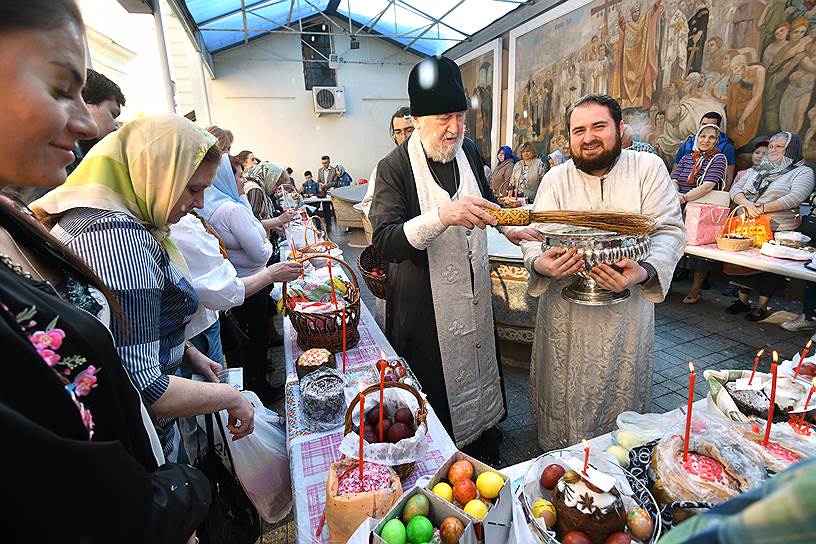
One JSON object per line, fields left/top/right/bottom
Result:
{"left": 216, "top": 391, "right": 293, "bottom": 523}
{"left": 651, "top": 410, "right": 767, "bottom": 509}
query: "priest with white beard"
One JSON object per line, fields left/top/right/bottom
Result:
{"left": 369, "top": 57, "right": 541, "bottom": 463}
{"left": 522, "top": 94, "right": 686, "bottom": 451}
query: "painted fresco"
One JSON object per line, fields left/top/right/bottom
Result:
{"left": 460, "top": 49, "right": 495, "bottom": 164}
{"left": 512, "top": 0, "right": 816, "bottom": 165}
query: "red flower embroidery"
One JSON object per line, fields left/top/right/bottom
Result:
{"left": 30, "top": 328, "right": 66, "bottom": 350}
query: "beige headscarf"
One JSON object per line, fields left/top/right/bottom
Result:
{"left": 244, "top": 161, "right": 285, "bottom": 195}
{"left": 32, "top": 114, "right": 218, "bottom": 274}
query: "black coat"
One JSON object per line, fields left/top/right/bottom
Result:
{"left": 368, "top": 137, "right": 505, "bottom": 435}
{"left": 0, "top": 252, "right": 209, "bottom": 543}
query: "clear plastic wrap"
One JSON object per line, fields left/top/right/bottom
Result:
{"left": 730, "top": 421, "right": 816, "bottom": 473}
{"left": 651, "top": 411, "right": 767, "bottom": 508}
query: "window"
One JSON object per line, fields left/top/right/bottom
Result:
{"left": 301, "top": 24, "right": 336, "bottom": 90}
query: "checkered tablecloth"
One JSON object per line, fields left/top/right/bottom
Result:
{"left": 283, "top": 301, "right": 457, "bottom": 543}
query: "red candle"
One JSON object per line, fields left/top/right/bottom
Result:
{"left": 341, "top": 306, "right": 347, "bottom": 372}
{"left": 762, "top": 351, "right": 779, "bottom": 447}
{"left": 683, "top": 362, "right": 696, "bottom": 462}
{"left": 798, "top": 377, "right": 816, "bottom": 428}
{"left": 377, "top": 351, "right": 387, "bottom": 442}
{"left": 327, "top": 259, "right": 338, "bottom": 308}
{"left": 358, "top": 390, "right": 365, "bottom": 482}
{"left": 748, "top": 348, "right": 765, "bottom": 386}
{"left": 581, "top": 439, "right": 590, "bottom": 476}
{"left": 794, "top": 339, "right": 813, "bottom": 379}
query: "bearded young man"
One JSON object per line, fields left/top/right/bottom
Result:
{"left": 369, "top": 57, "right": 541, "bottom": 462}
{"left": 521, "top": 94, "right": 685, "bottom": 451}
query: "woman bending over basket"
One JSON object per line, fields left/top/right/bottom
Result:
{"left": 32, "top": 114, "right": 256, "bottom": 460}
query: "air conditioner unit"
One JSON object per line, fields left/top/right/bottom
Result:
{"left": 312, "top": 86, "right": 346, "bottom": 114}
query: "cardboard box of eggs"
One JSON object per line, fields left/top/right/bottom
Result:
{"left": 372, "top": 486, "right": 477, "bottom": 544}
{"left": 423, "top": 451, "right": 513, "bottom": 543}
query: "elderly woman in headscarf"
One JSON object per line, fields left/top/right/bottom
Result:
{"left": 511, "top": 142, "right": 546, "bottom": 202}
{"left": 671, "top": 123, "right": 728, "bottom": 304}
{"left": 330, "top": 164, "right": 353, "bottom": 188}
{"left": 547, "top": 149, "right": 568, "bottom": 169}
{"left": 199, "top": 155, "right": 300, "bottom": 403}
{"left": 243, "top": 161, "right": 298, "bottom": 231}
{"left": 489, "top": 145, "right": 519, "bottom": 197}
{"left": 726, "top": 132, "right": 815, "bottom": 321}
{"left": 242, "top": 161, "right": 297, "bottom": 355}
{"left": 31, "top": 114, "right": 256, "bottom": 460}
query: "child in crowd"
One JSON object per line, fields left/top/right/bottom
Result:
{"left": 301, "top": 170, "right": 321, "bottom": 196}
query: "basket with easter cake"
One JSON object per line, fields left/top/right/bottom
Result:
{"left": 522, "top": 444, "right": 662, "bottom": 544}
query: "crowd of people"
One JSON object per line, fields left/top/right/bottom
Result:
{"left": 4, "top": 1, "right": 816, "bottom": 542}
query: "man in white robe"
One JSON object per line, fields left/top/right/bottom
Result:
{"left": 521, "top": 94, "right": 686, "bottom": 450}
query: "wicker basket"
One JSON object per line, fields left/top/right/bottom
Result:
{"left": 283, "top": 254, "right": 361, "bottom": 353}
{"left": 358, "top": 245, "right": 388, "bottom": 300}
{"left": 715, "top": 206, "right": 753, "bottom": 252}
{"left": 291, "top": 215, "right": 338, "bottom": 258}
{"left": 343, "top": 381, "right": 428, "bottom": 480}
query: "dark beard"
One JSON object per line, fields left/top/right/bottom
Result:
{"left": 572, "top": 135, "right": 622, "bottom": 175}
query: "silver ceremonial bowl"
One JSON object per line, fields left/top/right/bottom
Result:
{"left": 540, "top": 225, "right": 651, "bottom": 305}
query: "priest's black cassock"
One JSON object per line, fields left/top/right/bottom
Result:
{"left": 368, "top": 136, "right": 506, "bottom": 441}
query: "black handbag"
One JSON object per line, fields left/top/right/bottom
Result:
{"left": 218, "top": 309, "right": 249, "bottom": 352}
{"left": 195, "top": 413, "right": 261, "bottom": 544}
{"left": 798, "top": 208, "right": 816, "bottom": 241}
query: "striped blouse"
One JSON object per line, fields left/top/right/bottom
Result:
{"left": 51, "top": 208, "right": 198, "bottom": 457}
{"left": 671, "top": 152, "right": 727, "bottom": 194}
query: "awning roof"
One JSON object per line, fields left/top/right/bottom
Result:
{"left": 180, "top": 0, "right": 526, "bottom": 56}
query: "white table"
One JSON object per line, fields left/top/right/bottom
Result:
{"left": 280, "top": 265, "right": 457, "bottom": 543}
{"left": 685, "top": 244, "right": 816, "bottom": 282}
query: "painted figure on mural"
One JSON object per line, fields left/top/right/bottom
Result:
{"left": 764, "top": 16, "right": 812, "bottom": 133}
{"left": 780, "top": 40, "right": 816, "bottom": 133}
{"left": 686, "top": 8, "right": 710, "bottom": 74}
{"left": 761, "top": 0, "right": 794, "bottom": 54}
{"left": 614, "top": 1, "right": 664, "bottom": 109}
{"left": 726, "top": 51, "right": 766, "bottom": 149}
{"left": 662, "top": 0, "right": 689, "bottom": 86}
{"left": 762, "top": 21, "right": 792, "bottom": 67}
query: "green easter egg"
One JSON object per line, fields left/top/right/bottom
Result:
{"left": 406, "top": 515, "right": 434, "bottom": 544}
{"left": 381, "top": 518, "right": 407, "bottom": 544}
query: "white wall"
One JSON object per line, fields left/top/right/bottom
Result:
{"left": 205, "top": 23, "right": 419, "bottom": 186}
{"left": 79, "top": 0, "right": 172, "bottom": 120}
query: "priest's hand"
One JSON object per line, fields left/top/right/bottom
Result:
{"left": 439, "top": 195, "right": 499, "bottom": 229}
{"left": 533, "top": 247, "right": 584, "bottom": 279}
{"left": 503, "top": 226, "right": 545, "bottom": 245}
{"left": 589, "top": 259, "right": 647, "bottom": 292}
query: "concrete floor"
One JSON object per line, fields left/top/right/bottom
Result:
{"left": 258, "top": 227, "right": 816, "bottom": 542}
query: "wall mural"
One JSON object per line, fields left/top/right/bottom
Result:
{"left": 509, "top": 0, "right": 816, "bottom": 166}
{"left": 456, "top": 39, "right": 501, "bottom": 166}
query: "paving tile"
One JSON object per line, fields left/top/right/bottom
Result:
{"left": 673, "top": 342, "right": 715, "bottom": 359}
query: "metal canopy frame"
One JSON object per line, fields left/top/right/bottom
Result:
{"left": 172, "top": 0, "right": 530, "bottom": 60}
